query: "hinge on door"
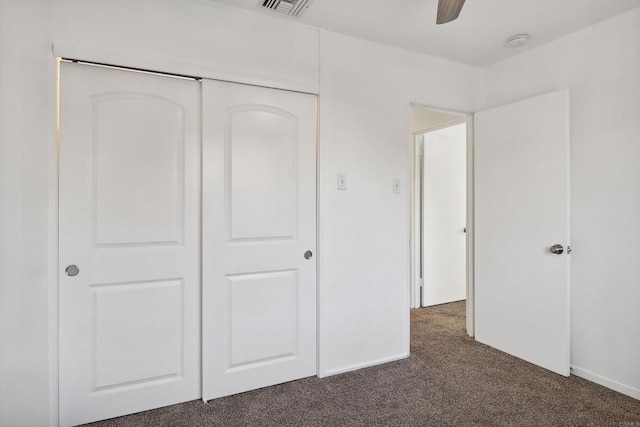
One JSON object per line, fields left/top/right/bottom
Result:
{"left": 567, "top": 245, "right": 572, "bottom": 254}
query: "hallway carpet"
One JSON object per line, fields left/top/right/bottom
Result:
{"left": 88, "top": 302, "right": 640, "bottom": 426}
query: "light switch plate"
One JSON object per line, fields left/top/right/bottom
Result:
{"left": 393, "top": 179, "right": 400, "bottom": 194}
{"left": 337, "top": 174, "right": 347, "bottom": 190}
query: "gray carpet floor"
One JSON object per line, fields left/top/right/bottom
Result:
{"left": 88, "top": 302, "right": 640, "bottom": 426}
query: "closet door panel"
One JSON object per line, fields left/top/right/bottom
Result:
{"left": 59, "top": 62, "right": 201, "bottom": 427}
{"left": 202, "top": 80, "right": 317, "bottom": 400}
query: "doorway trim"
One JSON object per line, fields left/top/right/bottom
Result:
{"left": 408, "top": 104, "right": 475, "bottom": 337}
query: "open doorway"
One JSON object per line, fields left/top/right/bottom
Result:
{"left": 409, "top": 105, "right": 474, "bottom": 336}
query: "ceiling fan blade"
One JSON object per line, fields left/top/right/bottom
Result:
{"left": 436, "top": 0, "right": 466, "bottom": 24}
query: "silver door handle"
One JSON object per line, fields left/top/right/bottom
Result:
{"left": 65, "top": 264, "right": 80, "bottom": 276}
{"left": 549, "top": 244, "right": 564, "bottom": 255}
{"left": 304, "top": 251, "right": 313, "bottom": 260}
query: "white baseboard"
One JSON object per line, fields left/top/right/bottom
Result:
{"left": 571, "top": 365, "right": 640, "bottom": 400}
{"left": 318, "top": 353, "right": 409, "bottom": 378}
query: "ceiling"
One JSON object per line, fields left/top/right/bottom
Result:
{"left": 209, "top": 0, "right": 640, "bottom": 66}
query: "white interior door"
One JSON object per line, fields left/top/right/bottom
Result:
{"left": 202, "top": 80, "right": 317, "bottom": 400}
{"left": 422, "top": 123, "right": 467, "bottom": 307}
{"left": 59, "top": 62, "right": 201, "bottom": 426}
{"left": 474, "top": 89, "right": 570, "bottom": 376}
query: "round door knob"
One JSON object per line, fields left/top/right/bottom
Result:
{"left": 549, "top": 244, "right": 564, "bottom": 255}
{"left": 65, "top": 264, "right": 80, "bottom": 276}
{"left": 304, "top": 250, "right": 313, "bottom": 260}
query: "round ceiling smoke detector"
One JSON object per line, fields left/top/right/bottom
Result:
{"left": 506, "top": 34, "right": 530, "bottom": 48}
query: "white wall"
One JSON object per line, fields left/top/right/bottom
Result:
{"left": 422, "top": 124, "right": 467, "bottom": 307}
{"left": 54, "top": 0, "right": 320, "bottom": 92}
{"left": 0, "top": 1, "right": 56, "bottom": 426}
{"left": 483, "top": 7, "right": 640, "bottom": 399}
{"left": 0, "top": 1, "right": 482, "bottom": 424}
{"left": 318, "top": 31, "right": 480, "bottom": 375}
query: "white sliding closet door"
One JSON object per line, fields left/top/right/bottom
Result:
{"left": 202, "top": 80, "right": 317, "bottom": 401}
{"left": 59, "top": 62, "right": 201, "bottom": 426}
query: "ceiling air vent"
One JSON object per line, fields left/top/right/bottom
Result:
{"left": 261, "top": 0, "right": 314, "bottom": 17}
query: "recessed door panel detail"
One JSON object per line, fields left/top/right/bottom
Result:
{"left": 93, "top": 94, "right": 184, "bottom": 247}
{"left": 91, "top": 279, "right": 183, "bottom": 393}
{"left": 227, "top": 106, "right": 297, "bottom": 241}
{"left": 228, "top": 270, "right": 297, "bottom": 369}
